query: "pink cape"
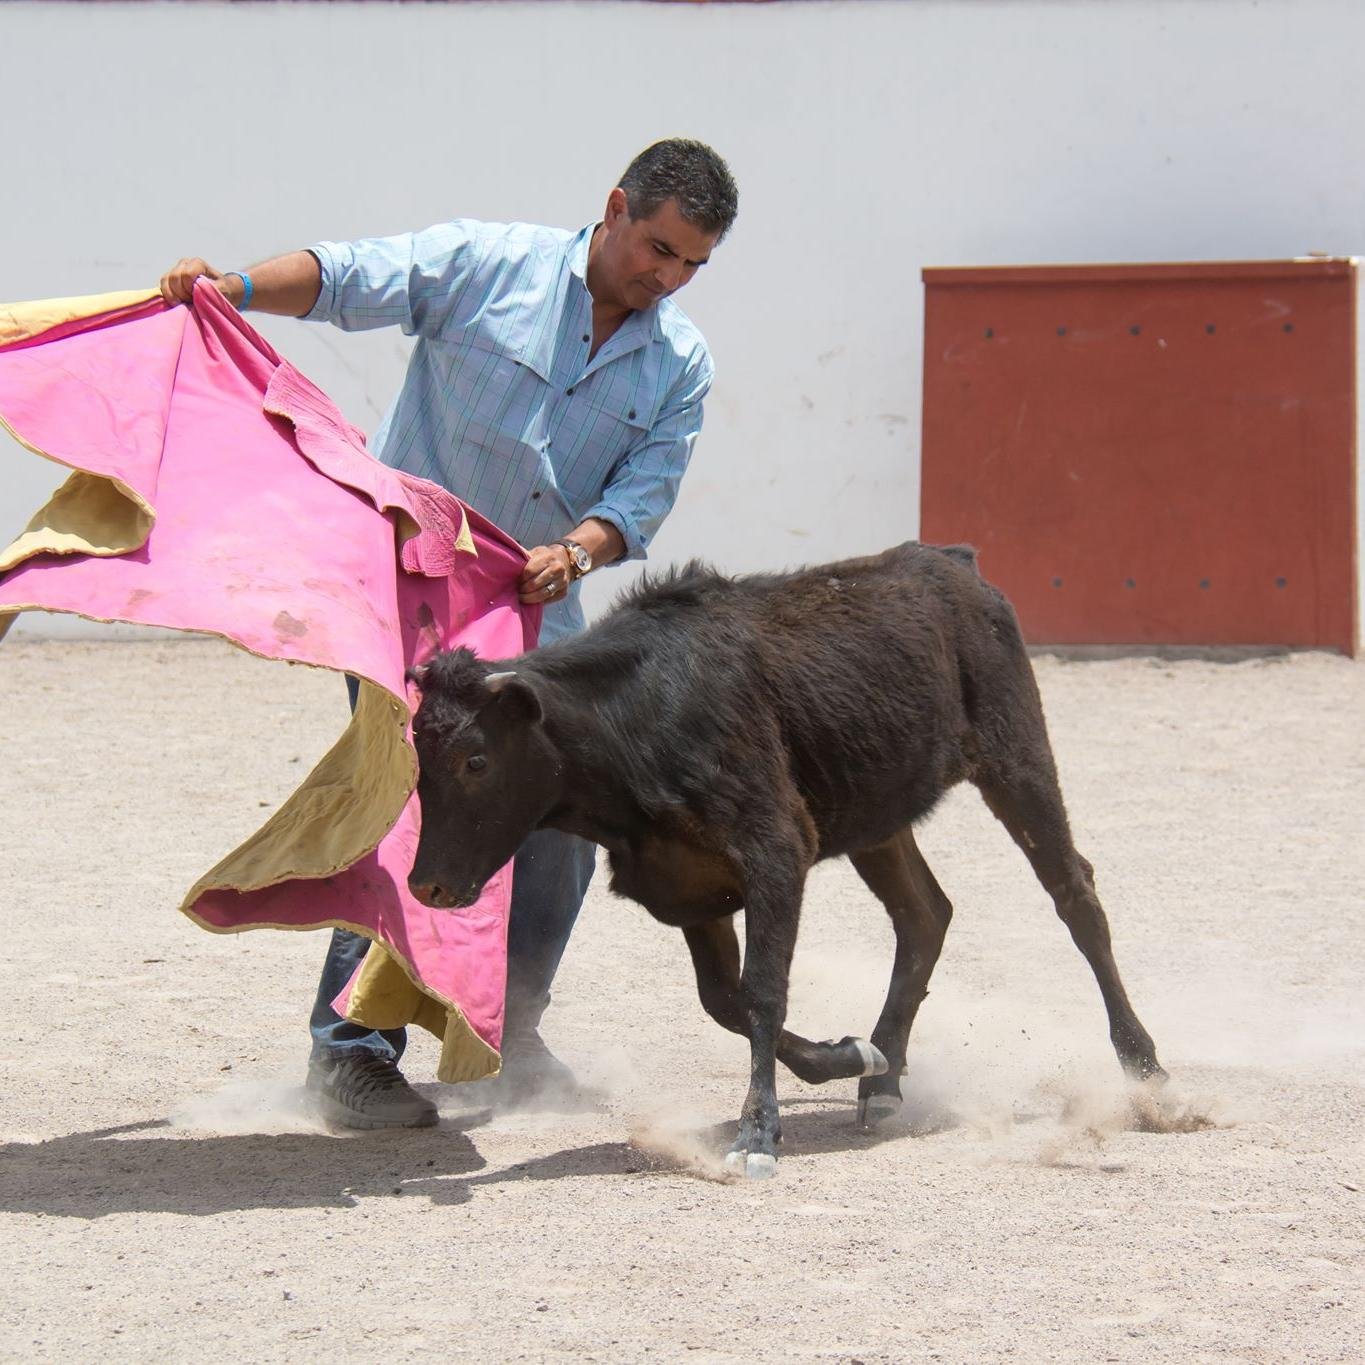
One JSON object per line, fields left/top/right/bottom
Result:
{"left": 0, "top": 280, "right": 538, "bottom": 1080}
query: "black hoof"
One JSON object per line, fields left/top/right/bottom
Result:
{"left": 857, "top": 1092, "right": 902, "bottom": 1128}
{"left": 1122, "top": 1056, "right": 1169, "bottom": 1086}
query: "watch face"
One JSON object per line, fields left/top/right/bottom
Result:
{"left": 566, "top": 543, "right": 591, "bottom": 573}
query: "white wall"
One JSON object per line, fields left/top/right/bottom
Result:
{"left": 2, "top": 0, "right": 1362, "bottom": 640}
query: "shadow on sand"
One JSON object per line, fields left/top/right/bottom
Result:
{"left": 0, "top": 1114, "right": 487, "bottom": 1219}
{"left": 0, "top": 1085, "right": 970, "bottom": 1218}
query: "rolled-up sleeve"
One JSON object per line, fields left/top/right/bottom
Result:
{"left": 582, "top": 352, "right": 713, "bottom": 561}
{"left": 304, "top": 221, "right": 482, "bottom": 336}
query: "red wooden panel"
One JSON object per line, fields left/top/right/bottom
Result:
{"left": 920, "top": 261, "right": 1358, "bottom": 653}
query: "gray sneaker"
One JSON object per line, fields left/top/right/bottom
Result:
{"left": 306, "top": 1053, "right": 438, "bottom": 1129}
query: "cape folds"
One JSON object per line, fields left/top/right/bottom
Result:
{"left": 0, "top": 279, "right": 540, "bottom": 1081}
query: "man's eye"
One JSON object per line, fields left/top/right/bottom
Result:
{"left": 466, "top": 755, "right": 487, "bottom": 773}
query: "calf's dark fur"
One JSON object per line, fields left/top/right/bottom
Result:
{"left": 408, "top": 542, "right": 1164, "bottom": 1177}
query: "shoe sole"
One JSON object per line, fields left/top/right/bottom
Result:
{"left": 308, "top": 1088, "right": 438, "bottom": 1131}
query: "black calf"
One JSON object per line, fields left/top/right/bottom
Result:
{"left": 408, "top": 542, "right": 1164, "bottom": 1177}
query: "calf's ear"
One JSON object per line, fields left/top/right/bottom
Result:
{"left": 485, "top": 670, "right": 543, "bottom": 726}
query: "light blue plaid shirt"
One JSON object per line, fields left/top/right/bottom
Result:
{"left": 305, "top": 220, "right": 713, "bottom": 639}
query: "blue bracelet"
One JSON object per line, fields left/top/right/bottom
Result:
{"left": 228, "top": 270, "right": 254, "bottom": 312}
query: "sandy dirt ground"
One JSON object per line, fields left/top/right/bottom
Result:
{"left": 0, "top": 636, "right": 1361, "bottom": 1362}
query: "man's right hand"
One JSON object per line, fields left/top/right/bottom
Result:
{"left": 159, "top": 258, "right": 240, "bottom": 308}
{"left": 157, "top": 251, "right": 321, "bottom": 318}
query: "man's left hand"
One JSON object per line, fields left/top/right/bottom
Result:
{"left": 519, "top": 544, "right": 573, "bottom": 605}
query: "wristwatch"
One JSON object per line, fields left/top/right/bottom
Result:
{"left": 555, "top": 538, "right": 592, "bottom": 580}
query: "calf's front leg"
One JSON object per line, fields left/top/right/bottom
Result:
{"left": 725, "top": 867, "right": 805, "bottom": 1180}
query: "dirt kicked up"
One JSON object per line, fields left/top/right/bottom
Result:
{"left": 1, "top": 637, "right": 1361, "bottom": 1362}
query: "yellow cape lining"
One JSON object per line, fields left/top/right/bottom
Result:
{"left": 0, "top": 288, "right": 161, "bottom": 347}
{"left": 1, "top": 287, "right": 498, "bottom": 1083}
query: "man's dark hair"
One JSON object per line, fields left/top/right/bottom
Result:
{"left": 618, "top": 139, "right": 739, "bottom": 241}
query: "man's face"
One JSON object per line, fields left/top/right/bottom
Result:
{"left": 595, "top": 189, "right": 721, "bottom": 312}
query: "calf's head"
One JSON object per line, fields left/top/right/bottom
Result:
{"left": 407, "top": 649, "right": 557, "bottom": 909}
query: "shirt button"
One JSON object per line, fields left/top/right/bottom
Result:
{"left": 628, "top": 409, "right": 637, "bottom": 420}
{"left": 531, "top": 491, "right": 541, "bottom": 500}
{"left": 581, "top": 334, "right": 590, "bottom": 344}
{"left": 566, "top": 386, "right": 574, "bottom": 395}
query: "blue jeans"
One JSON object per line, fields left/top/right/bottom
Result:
{"left": 309, "top": 654, "right": 596, "bottom": 1062}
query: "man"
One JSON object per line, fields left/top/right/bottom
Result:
{"left": 160, "top": 139, "right": 738, "bottom": 1129}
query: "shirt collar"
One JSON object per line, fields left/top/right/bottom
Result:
{"left": 566, "top": 223, "right": 596, "bottom": 283}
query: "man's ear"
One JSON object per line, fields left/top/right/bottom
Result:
{"left": 485, "top": 670, "right": 543, "bottom": 726}
{"left": 604, "top": 185, "right": 629, "bottom": 228}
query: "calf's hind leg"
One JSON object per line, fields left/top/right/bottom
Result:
{"left": 973, "top": 743, "right": 1165, "bottom": 1082}
{"left": 848, "top": 826, "right": 955, "bottom": 1127}
{"left": 683, "top": 919, "right": 889, "bottom": 1087}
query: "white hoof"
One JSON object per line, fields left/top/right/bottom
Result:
{"left": 853, "top": 1038, "right": 889, "bottom": 1077}
{"left": 858, "top": 1092, "right": 902, "bottom": 1128}
{"left": 724, "top": 1149, "right": 778, "bottom": 1179}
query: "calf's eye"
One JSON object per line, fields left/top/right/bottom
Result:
{"left": 466, "top": 755, "right": 487, "bottom": 773}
